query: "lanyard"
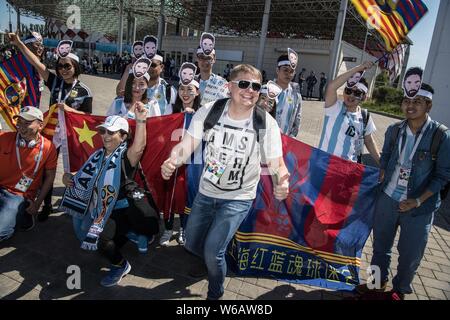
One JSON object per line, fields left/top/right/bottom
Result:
{"left": 57, "top": 79, "right": 78, "bottom": 104}
{"left": 15, "top": 134, "right": 45, "bottom": 178}
{"left": 398, "top": 117, "right": 430, "bottom": 163}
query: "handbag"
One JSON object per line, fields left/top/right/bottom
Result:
{"left": 121, "top": 158, "right": 160, "bottom": 236}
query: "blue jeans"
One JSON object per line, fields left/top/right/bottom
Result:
{"left": 185, "top": 192, "right": 253, "bottom": 300}
{"left": 0, "top": 188, "right": 27, "bottom": 239}
{"left": 371, "top": 192, "right": 434, "bottom": 294}
{"left": 72, "top": 213, "right": 94, "bottom": 242}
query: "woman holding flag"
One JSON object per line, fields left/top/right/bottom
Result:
{"left": 8, "top": 32, "right": 93, "bottom": 222}
{"left": 61, "top": 104, "right": 158, "bottom": 287}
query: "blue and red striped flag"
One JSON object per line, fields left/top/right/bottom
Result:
{"left": 227, "top": 135, "right": 379, "bottom": 290}
{"left": 63, "top": 111, "right": 380, "bottom": 290}
{"left": 0, "top": 53, "right": 41, "bottom": 130}
{"left": 351, "top": 0, "right": 428, "bottom": 52}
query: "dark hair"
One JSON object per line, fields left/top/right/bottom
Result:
{"left": 173, "top": 90, "right": 201, "bottom": 114}
{"left": 201, "top": 33, "right": 215, "bottom": 42}
{"left": 124, "top": 73, "right": 149, "bottom": 104}
{"left": 404, "top": 67, "right": 423, "bottom": 80}
{"left": 421, "top": 82, "right": 434, "bottom": 94}
{"left": 56, "top": 57, "right": 81, "bottom": 78}
{"left": 277, "top": 54, "right": 289, "bottom": 65}
{"left": 359, "top": 77, "right": 369, "bottom": 88}
{"left": 143, "top": 35, "right": 157, "bottom": 46}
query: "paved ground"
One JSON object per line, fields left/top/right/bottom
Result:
{"left": 1, "top": 73, "right": 449, "bottom": 300}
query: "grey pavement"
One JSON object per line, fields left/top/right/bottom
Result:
{"left": 1, "top": 73, "right": 449, "bottom": 300}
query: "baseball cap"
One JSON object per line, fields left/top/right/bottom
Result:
{"left": 97, "top": 115, "right": 129, "bottom": 133}
{"left": 13, "top": 106, "right": 44, "bottom": 122}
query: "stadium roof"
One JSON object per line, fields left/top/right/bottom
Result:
{"left": 8, "top": 0, "right": 394, "bottom": 54}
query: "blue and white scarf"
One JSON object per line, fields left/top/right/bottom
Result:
{"left": 60, "top": 143, "right": 127, "bottom": 250}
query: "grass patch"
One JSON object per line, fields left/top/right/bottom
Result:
{"left": 362, "top": 101, "right": 403, "bottom": 117}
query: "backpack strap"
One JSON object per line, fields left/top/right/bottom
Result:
{"left": 431, "top": 124, "right": 449, "bottom": 161}
{"left": 361, "top": 108, "right": 369, "bottom": 136}
{"left": 389, "top": 120, "right": 404, "bottom": 153}
{"left": 253, "top": 105, "right": 266, "bottom": 144}
{"left": 203, "top": 98, "right": 229, "bottom": 132}
{"left": 165, "top": 84, "right": 172, "bottom": 105}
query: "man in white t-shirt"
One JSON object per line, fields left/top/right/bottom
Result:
{"left": 318, "top": 62, "right": 380, "bottom": 164}
{"left": 161, "top": 64, "right": 289, "bottom": 300}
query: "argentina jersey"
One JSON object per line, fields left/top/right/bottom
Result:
{"left": 318, "top": 100, "right": 376, "bottom": 162}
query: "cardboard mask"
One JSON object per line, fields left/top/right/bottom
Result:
{"left": 346, "top": 70, "right": 365, "bottom": 88}
{"left": 179, "top": 62, "right": 197, "bottom": 86}
{"left": 403, "top": 67, "right": 423, "bottom": 99}
{"left": 266, "top": 80, "right": 282, "bottom": 100}
{"left": 200, "top": 32, "right": 215, "bottom": 56}
{"left": 56, "top": 40, "right": 73, "bottom": 58}
{"left": 132, "top": 41, "right": 144, "bottom": 59}
{"left": 132, "top": 57, "right": 151, "bottom": 79}
{"left": 143, "top": 35, "right": 158, "bottom": 59}
{"left": 287, "top": 48, "right": 298, "bottom": 70}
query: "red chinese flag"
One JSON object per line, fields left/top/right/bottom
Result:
{"left": 64, "top": 111, "right": 187, "bottom": 214}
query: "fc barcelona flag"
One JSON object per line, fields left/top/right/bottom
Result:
{"left": 226, "top": 136, "right": 380, "bottom": 290}
{"left": 351, "top": 0, "right": 428, "bottom": 52}
{"left": 0, "top": 53, "right": 41, "bottom": 130}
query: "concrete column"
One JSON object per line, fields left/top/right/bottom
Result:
{"left": 132, "top": 16, "right": 137, "bottom": 43}
{"left": 328, "top": 0, "right": 348, "bottom": 80}
{"left": 16, "top": 6, "right": 21, "bottom": 33}
{"left": 256, "top": 0, "right": 271, "bottom": 70}
{"left": 204, "top": 0, "right": 213, "bottom": 32}
{"left": 397, "top": 44, "right": 410, "bottom": 89}
{"left": 425, "top": 0, "right": 450, "bottom": 127}
{"left": 117, "top": 0, "right": 124, "bottom": 54}
{"left": 157, "top": 0, "right": 165, "bottom": 49}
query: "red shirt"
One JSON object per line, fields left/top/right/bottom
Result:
{"left": 0, "top": 132, "right": 57, "bottom": 199}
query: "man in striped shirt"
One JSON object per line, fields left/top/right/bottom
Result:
{"left": 319, "top": 62, "right": 380, "bottom": 165}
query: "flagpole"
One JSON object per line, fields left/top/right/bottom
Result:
{"left": 360, "top": 26, "right": 369, "bottom": 63}
{"left": 58, "top": 109, "right": 71, "bottom": 173}
{"left": 168, "top": 115, "right": 187, "bottom": 217}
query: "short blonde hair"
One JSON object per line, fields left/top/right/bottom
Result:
{"left": 230, "top": 64, "right": 262, "bottom": 83}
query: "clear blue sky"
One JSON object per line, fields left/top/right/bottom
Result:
{"left": 0, "top": 0, "right": 440, "bottom": 69}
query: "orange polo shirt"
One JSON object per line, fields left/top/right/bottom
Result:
{"left": 0, "top": 132, "right": 57, "bottom": 199}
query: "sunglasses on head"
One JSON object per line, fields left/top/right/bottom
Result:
{"left": 57, "top": 63, "right": 73, "bottom": 71}
{"left": 344, "top": 87, "right": 365, "bottom": 98}
{"left": 231, "top": 80, "right": 262, "bottom": 92}
{"left": 98, "top": 128, "right": 118, "bottom": 136}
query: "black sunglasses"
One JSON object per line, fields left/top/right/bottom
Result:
{"left": 98, "top": 128, "right": 118, "bottom": 136}
{"left": 344, "top": 87, "right": 364, "bottom": 98}
{"left": 57, "top": 63, "right": 73, "bottom": 71}
{"left": 231, "top": 80, "right": 262, "bottom": 92}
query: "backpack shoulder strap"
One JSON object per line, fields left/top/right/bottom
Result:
{"left": 431, "top": 124, "right": 449, "bottom": 161}
{"left": 165, "top": 84, "right": 171, "bottom": 105}
{"left": 389, "top": 120, "right": 404, "bottom": 153}
{"left": 203, "top": 98, "right": 229, "bottom": 132}
{"left": 253, "top": 105, "right": 267, "bottom": 144}
{"left": 361, "top": 108, "right": 370, "bottom": 136}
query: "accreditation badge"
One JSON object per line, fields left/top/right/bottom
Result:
{"left": 397, "top": 166, "right": 411, "bottom": 188}
{"left": 203, "top": 158, "right": 226, "bottom": 184}
{"left": 15, "top": 175, "right": 34, "bottom": 192}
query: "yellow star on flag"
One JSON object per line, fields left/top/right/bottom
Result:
{"left": 74, "top": 120, "right": 97, "bottom": 148}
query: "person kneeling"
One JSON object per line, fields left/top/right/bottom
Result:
{"left": 0, "top": 107, "right": 57, "bottom": 242}
{"left": 61, "top": 104, "right": 159, "bottom": 287}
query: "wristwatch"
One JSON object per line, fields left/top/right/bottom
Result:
{"left": 415, "top": 198, "right": 422, "bottom": 207}
{"left": 136, "top": 119, "right": 146, "bottom": 124}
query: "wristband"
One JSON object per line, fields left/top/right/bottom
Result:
{"left": 415, "top": 198, "right": 421, "bottom": 207}
{"left": 136, "top": 119, "right": 146, "bottom": 124}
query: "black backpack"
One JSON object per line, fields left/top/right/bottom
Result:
{"left": 203, "top": 98, "right": 267, "bottom": 143}
{"left": 165, "top": 84, "right": 172, "bottom": 105}
{"left": 389, "top": 121, "right": 450, "bottom": 200}
{"left": 357, "top": 108, "right": 370, "bottom": 164}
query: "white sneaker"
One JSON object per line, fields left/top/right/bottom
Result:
{"left": 177, "top": 228, "right": 186, "bottom": 246}
{"left": 159, "top": 230, "right": 173, "bottom": 246}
